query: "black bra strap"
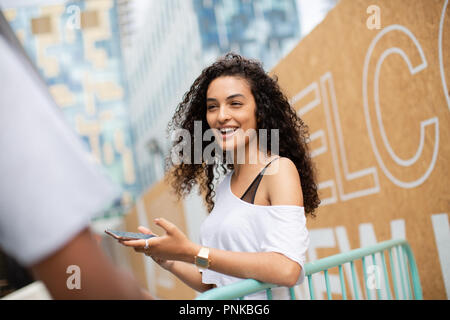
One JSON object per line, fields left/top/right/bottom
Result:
{"left": 240, "top": 157, "right": 280, "bottom": 204}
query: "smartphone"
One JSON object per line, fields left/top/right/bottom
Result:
{"left": 104, "top": 229, "right": 157, "bottom": 241}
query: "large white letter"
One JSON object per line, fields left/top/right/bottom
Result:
{"left": 291, "top": 82, "right": 338, "bottom": 206}
{"left": 439, "top": 0, "right": 450, "bottom": 111}
{"left": 321, "top": 72, "right": 380, "bottom": 201}
{"left": 362, "top": 25, "right": 439, "bottom": 189}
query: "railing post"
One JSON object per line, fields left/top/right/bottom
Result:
{"left": 402, "top": 243, "right": 423, "bottom": 300}
{"left": 381, "top": 250, "right": 392, "bottom": 300}
{"left": 371, "top": 253, "right": 381, "bottom": 300}
{"left": 265, "top": 288, "right": 273, "bottom": 300}
{"left": 362, "top": 256, "right": 371, "bottom": 300}
{"left": 338, "top": 264, "right": 347, "bottom": 300}
{"left": 288, "top": 287, "right": 296, "bottom": 300}
{"left": 401, "top": 247, "right": 413, "bottom": 300}
{"left": 350, "top": 260, "right": 360, "bottom": 300}
{"left": 388, "top": 248, "right": 399, "bottom": 300}
{"left": 324, "top": 269, "right": 332, "bottom": 300}
{"left": 395, "top": 246, "right": 407, "bottom": 299}
{"left": 307, "top": 275, "right": 315, "bottom": 300}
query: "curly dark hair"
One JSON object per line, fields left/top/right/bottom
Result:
{"left": 166, "top": 53, "right": 320, "bottom": 217}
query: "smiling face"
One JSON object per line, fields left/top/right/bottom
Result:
{"left": 206, "top": 76, "right": 258, "bottom": 153}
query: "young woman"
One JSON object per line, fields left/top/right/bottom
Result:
{"left": 120, "top": 53, "right": 320, "bottom": 299}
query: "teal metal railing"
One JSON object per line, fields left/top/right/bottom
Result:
{"left": 195, "top": 239, "right": 422, "bottom": 300}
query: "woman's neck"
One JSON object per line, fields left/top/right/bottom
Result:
{"left": 232, "top": 146, "right": 273, "bottom": 178}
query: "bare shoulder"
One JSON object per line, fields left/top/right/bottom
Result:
{"left": 265, "top": 157, "right": 303, "bottom": 206}
{"left": 266, "top": 157, "right": 298, "bottom": 177}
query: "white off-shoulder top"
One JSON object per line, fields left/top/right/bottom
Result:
{"left": 199, "top": 172, "right": 309, "bottom": 300}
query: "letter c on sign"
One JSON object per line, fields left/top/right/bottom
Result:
{"left": 362, "top": 25, "right": 439, "bottom": 189}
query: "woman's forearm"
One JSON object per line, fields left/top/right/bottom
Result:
{"left": 183, "top": 244, "right": 300, "bottom": 287}
{"left": 209, "top": 249, "right": 300, "bottom": 287}
{"left": 167, "top": 260, "right": 214, "bottom": 293}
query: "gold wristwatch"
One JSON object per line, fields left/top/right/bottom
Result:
{"left": 194, "top": 247, "right": 211, "bottom": 269}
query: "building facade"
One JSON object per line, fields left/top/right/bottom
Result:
{"left": 129, "top": 0, "right": 305, "bottom": 192}
{"left": 193, "top": 0, "right": 301, "bottom": 69}
{"left": 3, "top": 0, "right": 140, "bottom": 217}
{"left": 124, "top": 0, "right": 205, "bottom": 191}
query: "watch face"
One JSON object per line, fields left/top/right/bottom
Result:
{"left": 196, "top": 257, "right": 209, "bottom": 268}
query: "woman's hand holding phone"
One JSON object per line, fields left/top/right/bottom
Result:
{"left": 119, "top": 218, "right": 199, "bottom": 265}
{"left": 126, "top": 226, "right": 174, "bottom": 270}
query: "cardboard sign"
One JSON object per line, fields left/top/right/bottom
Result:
{"left": 272, "top": 0, "right": 449, "bottom": 299}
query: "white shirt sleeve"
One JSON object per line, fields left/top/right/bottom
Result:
{"left": 0, "top": 37, "right": 121, "bottom": 267}
{"left": 257, "top": 206, "right": 309, "bottom": 285}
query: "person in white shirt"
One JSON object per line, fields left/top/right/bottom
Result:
{"left": 0, "top": 11, "right": 150, "bottom": 299}
{"left": 119, "top": 53, "right": 320, "bottom": 299}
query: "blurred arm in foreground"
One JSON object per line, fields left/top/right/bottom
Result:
{"left": 0, "top": 11, "right": 150, "bottom": 299}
